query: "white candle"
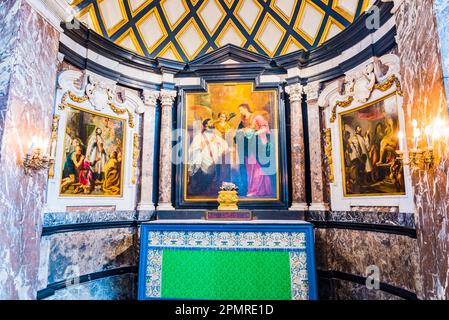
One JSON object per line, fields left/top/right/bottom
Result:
{"left": 414, "top": 128, "right": 421, "bottom": 149}
{"left": 425, "top": 125, "right": 432, "bottom": 148}
{"left": 28, "top": 135, "right": 38, "bottom": 154}
{"left": 398, "top": 131, "right": 404, "bottom": 151}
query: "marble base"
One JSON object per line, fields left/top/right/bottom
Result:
{"left": 309, "top": 203, "right": 330, "bottom": 211}
{"left": 289, "top": 203, "right": 309, "bottom": 211}
{"left": 137, "top": 204, "right": 155, "bottom": 212}
{"left": 157, "top": 203, "right": 175, "bottom": 211}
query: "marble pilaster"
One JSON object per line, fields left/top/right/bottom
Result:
{"left": 0, "top": 0, "right": 60, "bottom": 299}
{"left": 157, "top": 89, "right": 177, "bottom": 210}
{"left": 285, "top": 83, "right": 308, "bottom": 211}
{"left": 395, "top": 0, "right": 449, "bottom": 299}
{"left": 137, "top": 90, "right": 159, "bottom": 212}
{"left": 304, "top": 82, "right": 329, "bottom": 211}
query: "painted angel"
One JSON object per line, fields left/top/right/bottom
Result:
{"left": 189, "top": 105, "right": 238, "bottom": 137}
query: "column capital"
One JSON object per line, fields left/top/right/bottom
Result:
{"left": 304, "top": 82, "right": 321, "bottom": 102}
{"left": 160, "top": 89, "right": 177, "bottom": 107}
{"left": 142, "top": 90, "right": 159, "bottom": 107}
{"left": 285, "top": 83, "right": 304, "bottom": 103}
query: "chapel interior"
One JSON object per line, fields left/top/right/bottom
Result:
{"left": 1, "top": 0, "right": 449, "bottom": 301}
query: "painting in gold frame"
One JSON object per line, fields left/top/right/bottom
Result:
{"left": 339, "top": 93, "right": 406, "bottom": 197}
{"left": 183, "top": 83, "right": 280, "bottom": 202}
{"left": 60, "top": 104, "right": 126, "bottom": 197}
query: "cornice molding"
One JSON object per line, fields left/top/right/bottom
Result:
{"left": 381, "top": 0, "right": 405, "bottom": 13}
{"left": 26, "top": 0, "right": 75, "bottom": 32}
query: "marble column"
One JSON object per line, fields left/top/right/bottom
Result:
{"left": 304, "top": 82, "right": 329, "bottom": 211}
{"left": 285, "top": 84, "right": 308, "bottom": 211}
{"left": 0, "top": 0, "right": 60, "bottom": 299}
{"left": 394, "top": 0, "right": 449, "bottom": 299}
{"left": 157, "top": 89, "right": 177, "bottom": 210}
{"left": 137, "top": 90, "right": 159, "bottom": 214}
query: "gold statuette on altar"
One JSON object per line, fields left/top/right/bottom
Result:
{"left": 217, "top": 182, "right": 239, "bottom": 211}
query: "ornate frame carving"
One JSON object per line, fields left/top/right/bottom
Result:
{"left": 318, "top": 54, "right": 414, "bottom": 213}
{"left": 44, "top": 70, "right": 145, "bottom": 212}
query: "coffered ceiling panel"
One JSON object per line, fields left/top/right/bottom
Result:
{"left": 71, "top": 0, "right": 371, "bottom": 62}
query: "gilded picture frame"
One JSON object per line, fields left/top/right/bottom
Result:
{"left": 338, "top": 92, "right": 406, "bottom": 197}
{"left": 176, "top": 82, "right": 288, "bottom": 209}
{"left": 59, "top": 104, "right": 126, "bottom": 198}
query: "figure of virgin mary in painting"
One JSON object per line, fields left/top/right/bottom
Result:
{"left": 235, "top": 103, "right": 273, "bottom": 197}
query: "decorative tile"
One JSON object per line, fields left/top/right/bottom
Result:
{"left": 145, "top": 250, "right": 163, "bottom": 298}
{"left": 147, "top": 231, "right": 307, "bottom": 250}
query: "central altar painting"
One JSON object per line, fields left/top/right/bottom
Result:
{"left": 181, "top": 83, "right": 281, "bottom": 206}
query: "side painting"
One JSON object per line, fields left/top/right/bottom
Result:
{"left": 339, "top": 94, "right": 405, "bottom": 196}
{"left": 60, "top": 105, "right": 125, "bottom": 197}
{"left": 184, "top": 83, "right": 279, "bottom": 202}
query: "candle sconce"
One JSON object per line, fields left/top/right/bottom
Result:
{"left": 23, "top": 136, "right": 52, "bottom": 175}
{"left": 396, "top": 119, "right": 445, "bottom": 171}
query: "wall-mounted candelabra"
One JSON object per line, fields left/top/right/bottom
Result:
{"left": 23, "top": 135, "right": 52, "bottom": 175}
{"left": 397, "top": 118, "right": 449, "bottom": 170}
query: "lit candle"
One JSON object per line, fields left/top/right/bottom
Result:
{"left": 398, "top": 131, "right": 404, "bottom": 151}
{"left": 425, "top": 125, "right": 432, "bottom": 148}
{"left": 412, "top": 119, "right": 418, "bottom": 129}
{"left": 28, "top": 135, "right": 38, "bottom": 154}
{"left": 414, "top": 128, "right": 421, "bottom": 149}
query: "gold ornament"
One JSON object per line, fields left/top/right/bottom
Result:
{"left": 324, "top": 128, "right": 334, "bottom": 183}
{"left": 330, "top": 74, "right": 403, "bottom": 123}
{"left": 217, "top": 190, "right": 239, "bottom": 211}
{"left": 132, "top": 134, "right": 139, "bottom": 184}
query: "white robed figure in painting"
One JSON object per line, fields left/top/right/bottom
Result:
{"left": 188, "top": 118, "right": 229, "bottom": 196}
{"left": 86, "top": 127, "right": 107, "bottom": 182}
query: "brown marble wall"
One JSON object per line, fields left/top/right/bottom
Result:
{"left": 45, "top": 228, "right": 138, "bottom": 284}
{"left": 37, "top": 209, "right": 144, "bottom": 299}
{"left": 329, "top": 279, "right": 404, "bottom": 300}
{"left": 315, "top": 228, "right": 418, "bottom": 293}
{"left": 395, "top": 0, "right": 449, "bottom": 299}
{"left": 37, "top": 226, "right": 139, "bottom": 300}
{"left": 0, "top": 0, "right": 60, "bottom": 299}
{"left": 44, "top": 273, "right": 137, "bottom": 300}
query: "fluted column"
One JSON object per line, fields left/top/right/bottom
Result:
{"left": 137, "top": 90, "right": 159, "bottom": 213}
{"left": 157, "top": 89, "right": 177, "bottom": 210}
{"left": 304, "top": 83, "right": 329, "bottom": 211}
{"left": 285, "top": 84, "right": 308, "bottom": 211}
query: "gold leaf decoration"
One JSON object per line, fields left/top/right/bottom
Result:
{"left": 330, "top": 74, "right": 402, "bottom": 123}
{"left": 324, "top": 128, "right": 334, "bottom": 183}
{"left": 132, "top": 133, "right": 139, "bottom": 185}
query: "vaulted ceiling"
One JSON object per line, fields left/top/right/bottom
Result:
{"left": 71, "top": 0, "right": 371, "bottom": 62}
